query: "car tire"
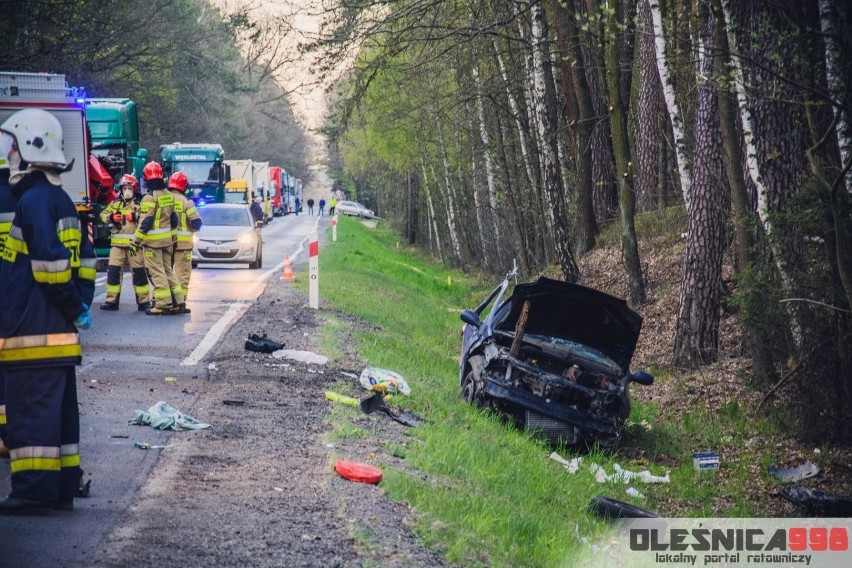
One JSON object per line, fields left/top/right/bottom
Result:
{"left": 461, "top": 370, "right": 483, "bottom": 406}
{"left": 191, "top": 261, "right": 198, "bottom": 269}
{"left": 588, "top": 496, "right": 659, "bottom": 521}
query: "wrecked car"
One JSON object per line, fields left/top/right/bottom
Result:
{"left": 459, "top": 264, "right": 653, "bottom": 447}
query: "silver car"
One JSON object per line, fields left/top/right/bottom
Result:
{"left": 335, "top": 200, "right": 374, "bottom": 218}
{"left": 191, "top": 203, "right": 263, "bottom": 269}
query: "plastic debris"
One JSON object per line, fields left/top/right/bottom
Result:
{"left": 335, "top": 459, "right": 382, "bottom": 484}
{"left": 626, "top": 487, "right": 645, "bottom": 499}
{"left": 222, "top": 400, "right": 246, "bottom": 406}
{"left": 359, "top": 392, "right": 424, "bottom": 427}
{"left": 244, "top": 333, "right": 284, "bottom": 353}
{"left": 768, "top": 460, "right": 820, "bottom": 483}
{"left": 359, "top": 366, "right": 411, "bottom": 395}
{"left": 778, "top": 484, "right": 852, "bottom": 517}
{"left": 271, "top": 349, "right": 328, "bottom": 365}
{"left": 550, "top": 451, "right": 583, "bottom": 474}
{"left": 589, "top": 462, "right": 670, "bottom": 484}
{"left": 325, "top": 391, "right": 359, "bottom": 407}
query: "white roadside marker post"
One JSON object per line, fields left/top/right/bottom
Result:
{"left": 332, "top": 214, "right": 337, "bottom": 242}
{"left": 309, "top": 230, "right": 319, "bottom": 309}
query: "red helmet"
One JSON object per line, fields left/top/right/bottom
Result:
{"left": 118, "top": 174, "right": 139, "bottom": 191}
{"left": 142, "top": 161, "right": 163, "bottom": 181}
{"left": 168, "top": 171, "right": 189, "bottom": 192}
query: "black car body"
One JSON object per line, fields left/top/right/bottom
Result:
{"left": 459, "top": 269, "right": 653, "bottom": 447}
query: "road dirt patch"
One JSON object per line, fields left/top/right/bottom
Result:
{"left": 94, "top": 263, "right": 447, "bottom": 567}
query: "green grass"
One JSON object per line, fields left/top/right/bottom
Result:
{"left": 301, "top": 216, "right": 794, "bottom": 566}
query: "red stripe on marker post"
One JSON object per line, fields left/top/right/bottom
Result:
{"left": 309, "top": 240, "right": 319, "bottom": 257}
{"left": 309, "top": 230, "right": 319, "bottom": 309}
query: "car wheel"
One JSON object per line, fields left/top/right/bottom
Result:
{"left": 588, "top": 496, "right": 659, "bottom": 521}
{"left": 461, "top": 370, "right": 483, "bottom": 406}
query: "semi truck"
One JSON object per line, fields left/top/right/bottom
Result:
{"left": 223, "top": 159, "right": 253, "bottom": 203}
{"left": 160, "top": 142, "right": 225, "bottom": 204}
{"left": 85, "top": 98, "right": 147, "bottom": 179}
{"left": 0, "top": 71, "right": 106, "bottom": 256}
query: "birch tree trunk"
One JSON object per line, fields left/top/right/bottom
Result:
{"left": 818, "top": 0, "right": 851, "bottom": 192}
{"left": 649, "top": 0, "right": 692, "bottom": 206}
{"left": 419, "top": 152, "right": 444, "bottom": 265}
{"left": 472, "top": 62, "right": 502, "bottom": 247}
{"left": 531, "top": 0, "right": 579, "bottom": 282}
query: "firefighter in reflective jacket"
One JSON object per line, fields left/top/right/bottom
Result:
{"left": 99, "top": 174, "right": 150, "bottom": 311}
{"left": 0, "top": 108, "right": 96, "bottom": 513}
{"left": 134, "top": 162, "right": 183, "bottom": 315}
{"left": 167, "top": 171, "right": 202, "bottom": 314}
{"left": 0, "top": 132, "right": 16, "bottom": 455}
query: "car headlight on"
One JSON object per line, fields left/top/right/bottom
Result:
{"left": 239, "top": 233, "right": 255, "bottom": 245}
{"left": 192, "top": 234, "right": 199, "bottom": 244}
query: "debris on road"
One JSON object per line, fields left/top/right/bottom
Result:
{"left": 129, "top": 401, "right": 213, "bottom": 430}
{"left": 551, "top": 453, "right": 669, "bottom": 484}
{"left": 132, "top": 441, "right": 174, "bottom": 450}
{"left": 271, "top": 349, "right": 328, "bottom": 365}
{"left": 777, "top": 484, "right": 852, "bottom": 517}
{"left": 222, "top": 400, "right": 246, "bottom": 406}
{"left": 325, "top": 391, "right": 359, "bottom": 407}
{"left": 768, "top": 460, "right": 820, "bottom": 482}
{"left": 359, "top": 392, "right": 424, "bottom": 427}
{"left": 359, "top": 366, "right": 411, "bottom": 395}
{"left": 244, "top": 333, "right": 284, "bottom": 353}
{"left": 335, "top": 460, "right": 383, "bottom": 484}
{"left": 588, "top": 495, "right": 659, "bottom": 521}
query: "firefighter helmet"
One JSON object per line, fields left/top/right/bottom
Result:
{"left": 168, "top": 171, "right": 189, "bottom": 192}
{"left": 119, "top": 173, "right": 139, "bottom": 191}
{"left": 0, "top": 108, "right": 68, "bottom": 167}
{"left": 142, "top": 161, "right": 163, "bottom": 181}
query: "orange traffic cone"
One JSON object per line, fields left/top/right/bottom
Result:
{"left": 280, "top": 254, "right": 295, "bottom": 280}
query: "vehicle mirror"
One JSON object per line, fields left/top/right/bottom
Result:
{"left": 628, "top": 370, "right": 654, "bottom": 386}
{"left": 137, "top": 148, "right": 148, "bottom": 160}
{"left": 460, "top": 309, "right": 482, "bottom": 328}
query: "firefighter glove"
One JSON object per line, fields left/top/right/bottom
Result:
{"left": 112, "top": 212, "right": 124, "bottom": 224}
{"left": 74, "top": 303, "right": 92, "bottom": 330}
{"left": 128, "top": 243, "right": 137, "bottom": 257}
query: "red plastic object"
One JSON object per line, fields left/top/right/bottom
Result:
{"left": 335, "top": 460, "right": 382, "bottom": 484}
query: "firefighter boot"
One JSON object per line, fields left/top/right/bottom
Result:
{"left": 138, "top": 301, "right": 153, "bottom": 311}
{"left": 170, "top": 303, "right": 191, "bottom": 315}
{"left": 100, "top": 302, "right": 119, "bottom": 311}
{"left": 145, "top": 306, "right": 172, "bottom": 316}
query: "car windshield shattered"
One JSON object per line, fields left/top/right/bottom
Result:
{"left": 458, "top": 262, "right": 654, "bottom": 448}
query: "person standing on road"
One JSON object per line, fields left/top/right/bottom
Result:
{"left": 306, "top": 198, "right": 314, "bottom": 215}
{"left": 328, "top": 195, "right": 337, "bottom": 216}
{"left": 99, "top": 174, "right": 150, "bottom": 311}
{"left": 250, "top": 195, "right": 264, "bottom": 223}
{"left": 168, "top": 171, "right": 202, "bottom": 314}
{"left": 318, "top": 198, "right": 326, "bottom": 216}
{"left": 294, "top": 196, "right": 301, "bottom": 215}
{"left": 133, "top": 162, "right": 183, "bottom": 316}
{"left": 0, "top": 108, "right": 95, "bottom": 514}
{"left": 0, "top": 132, "right": 17, "bottom": 456}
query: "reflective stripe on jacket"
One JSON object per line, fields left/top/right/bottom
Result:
{"left": 100, "top": 197, "right": 141, "bottom": 248}
{"left": 170, "top": 190, "right": 202, "bottom": 250}
{"left": 134, "top": 190, "right": 177, "bottom": 249}
{"left": 0, "top": 170, "right": 92, "bottom": 369}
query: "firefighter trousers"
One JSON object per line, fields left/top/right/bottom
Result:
{"left": 143, "top": 247, "right": 184, "bottom": 309}
{"left": 105, "top": 246, "right": 150, "bottom": 306}
{"left": 173, "top": 249, "right": 193, "bottom": 302}
{"left": 4, "top": 366, "right": 81, "bottom": 502}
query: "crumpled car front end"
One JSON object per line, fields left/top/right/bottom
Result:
{"left": 459, "top": 276, "right": 653, "bottom": 447}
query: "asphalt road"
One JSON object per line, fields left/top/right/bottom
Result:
{"left": 0, "top": 212, "right": 326, "bottom": 567}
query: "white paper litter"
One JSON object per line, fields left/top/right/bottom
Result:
{"left": 626, "top": 487, "right": 645, "bottom": 499}
{"left": 589, "top": 462, "right": 669, "bottom": 484}
{"left": 549, "top": 451, "right": 583, "bottom": 474}
{"left": 271, "top": 349, "right": 328, "bottom": 365}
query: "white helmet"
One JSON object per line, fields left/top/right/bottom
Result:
{"left": 0, "top": 108, "right": 68, "bottom": 167}
{"left": 0, "top": 132, "right": 12, "bottom": 170}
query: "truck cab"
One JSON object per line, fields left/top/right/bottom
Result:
{"left": 85, "top": 98, "right": 147, "bottom": 179}
{"left": 223, "top": 179, "right": 249, "bottom": 203}
{"left": 160, "top": 143, "right": 225, "bottom": 204}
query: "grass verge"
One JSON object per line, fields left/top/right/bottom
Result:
{"left": 299, "top": 215, "right": 807, "bottom": 567}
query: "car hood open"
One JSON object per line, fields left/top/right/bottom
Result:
{"left": 492, "top": 277, "right": 643, "bottom": 374}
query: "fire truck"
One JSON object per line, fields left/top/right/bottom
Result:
{"left": 0, "top": 71, "right": 112, "bottom": 260}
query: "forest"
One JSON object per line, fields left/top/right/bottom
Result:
{"left": 315, "top": 0, "right": 852, "bottom": 441}
{"left": 1, "top": 0, "right": 310, "bottom": 179}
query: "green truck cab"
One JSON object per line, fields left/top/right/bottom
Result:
{"left": 159, "top": 143, "right": 226, "bottom": 204}
{"left": 85, "top": 98, "right": 147, "bottom": 178}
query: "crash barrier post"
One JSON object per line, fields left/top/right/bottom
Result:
{"left": 280, "top": 253, "right": 295, "bottom": 280}
{"left": 309, "top": 230, "right": 319, "bottom": 309}
{"left": 332, "top": 214, "right": 337, "bottom": 242}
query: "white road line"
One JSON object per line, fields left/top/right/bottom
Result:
{"left": 180, "top": 226, "right": 317, "bottom": 366}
